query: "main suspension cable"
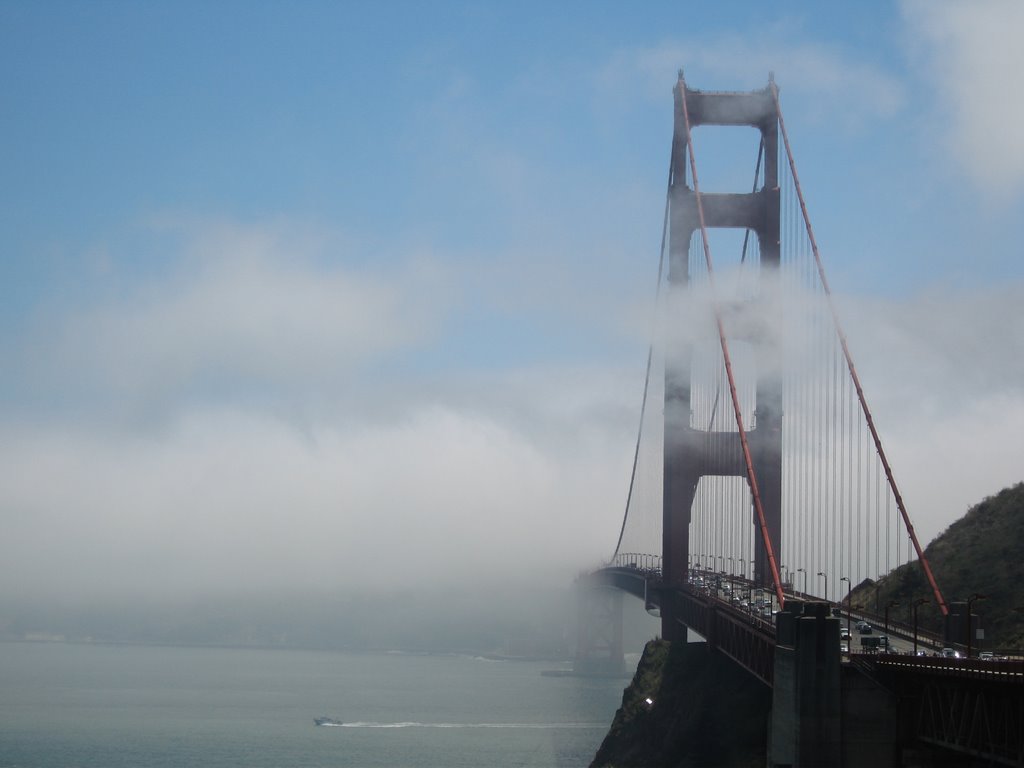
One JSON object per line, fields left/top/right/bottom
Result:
{"left": 612, "top": 141, "right": 674, "bottom": 560}
{"left": 770, "top": 82, "right": 947, "bottom": 616}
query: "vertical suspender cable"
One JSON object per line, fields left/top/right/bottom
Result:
{"left": 840, "top": 349, "right": 848, "bottom": 581}
{"left": 849, "top": 379, "right": 857, "bottom": 582}
{"left": 770, "top": 83, "right": 947, "bottom": 615}
{"left": 873, "top": 433, "right": 880, "bottom": 578}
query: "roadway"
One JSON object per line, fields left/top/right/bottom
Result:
{"left": 605, "top": 560, "right": 1016, "bottom": 666}
{"left": 687, "top": 567, "right": 947, "bottom": 658}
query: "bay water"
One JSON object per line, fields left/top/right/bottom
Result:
{"left": 0, "top": 642, "right": 629, "bottom": 767}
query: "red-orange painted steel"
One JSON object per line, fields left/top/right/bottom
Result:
{"left": 676, "top": 73, "right": 787, "bottom": 610}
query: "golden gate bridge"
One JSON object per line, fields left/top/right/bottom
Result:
{"left": 578, "top": 72, "right": 1024, "bottom": 767}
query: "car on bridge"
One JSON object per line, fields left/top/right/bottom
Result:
{"left": 856, "top": 620, "right": 872, "bottom": 634}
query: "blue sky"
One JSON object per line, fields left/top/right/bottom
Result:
{"left": 2, "top": 1, "right": 1022, "bottom": 602}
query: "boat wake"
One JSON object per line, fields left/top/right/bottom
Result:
{"left": 332, "top": 722, "right": 605, "bottom": 729}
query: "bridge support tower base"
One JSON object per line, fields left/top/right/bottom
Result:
{"left": 769, "top": 601, "right": 842, "bottom": 767}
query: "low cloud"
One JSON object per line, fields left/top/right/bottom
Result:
{"left": 0, "top": 402, "right": 630, "bottom": 603}
{"left": 3, "top": 222, "right": 1020, "bottom": 609}
{"left": 616, "top": 277, "right": 1024, "bottom": 558}
{"left": 0, "top": 218, "right": 639, "bottom": 603}
{"left": 3, "top": 276, "right": 1020, "bottom": 606}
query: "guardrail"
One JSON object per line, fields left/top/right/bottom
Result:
{"left": 856, "top": 653, "right": 1024, "bottom": 682}
{"left": 611, "top": 552, "right": 662, "bottom": 573}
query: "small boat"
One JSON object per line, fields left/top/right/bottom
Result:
{"left": 314, "top": 716, "right": 343, "bottom": 726}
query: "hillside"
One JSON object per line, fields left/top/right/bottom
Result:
{"left": 848, "top": 482, "right": 1024, "bottom": 649}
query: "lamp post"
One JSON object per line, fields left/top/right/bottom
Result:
{"left": 912, "top": 598, "right": 928, "bottom": 656}
{"left": 727, "top": 556, "right": 734, "bottom": 576}
{"left": 884, "top": 600, "right": 900, "bottom": 637}
{"left": 797, "top": 567, "right": 807, "bottom": 597}
{"left": 840, "top": 576, "right": 851, "bottom": 639}
{"left": 817, "top": 571, "right": 827, "bottom": 603}
{"left": 967, "top": 593, "right": 988, "bottom": 659}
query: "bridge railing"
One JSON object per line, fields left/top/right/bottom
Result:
{"left": 860, "top": 653, "right": 1024, "bottom": 682}
{"left": 686, "top": 581, "right": 778, "bottom": 636}
{"left": 611, "top": 552, "right": 662, "bottom": 574}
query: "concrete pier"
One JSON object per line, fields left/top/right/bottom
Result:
{"left": 770, "top": 601, "right": 841, "bottom": 767}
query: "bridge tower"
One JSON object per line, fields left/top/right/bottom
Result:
{"left": 662, "top": 74, "right": 781, "bottom": 640}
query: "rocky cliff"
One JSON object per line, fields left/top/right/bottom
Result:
{"left": 591, "top": 639, "right": 769, "bottom": 768}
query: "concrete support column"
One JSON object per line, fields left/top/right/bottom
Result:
{"left": 770, "top": 602, "right": 841, "bottom": 767}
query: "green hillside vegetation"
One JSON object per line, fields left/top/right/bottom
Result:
{"left": 847, "top": 482, "right": 1024, "bottom": 649}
